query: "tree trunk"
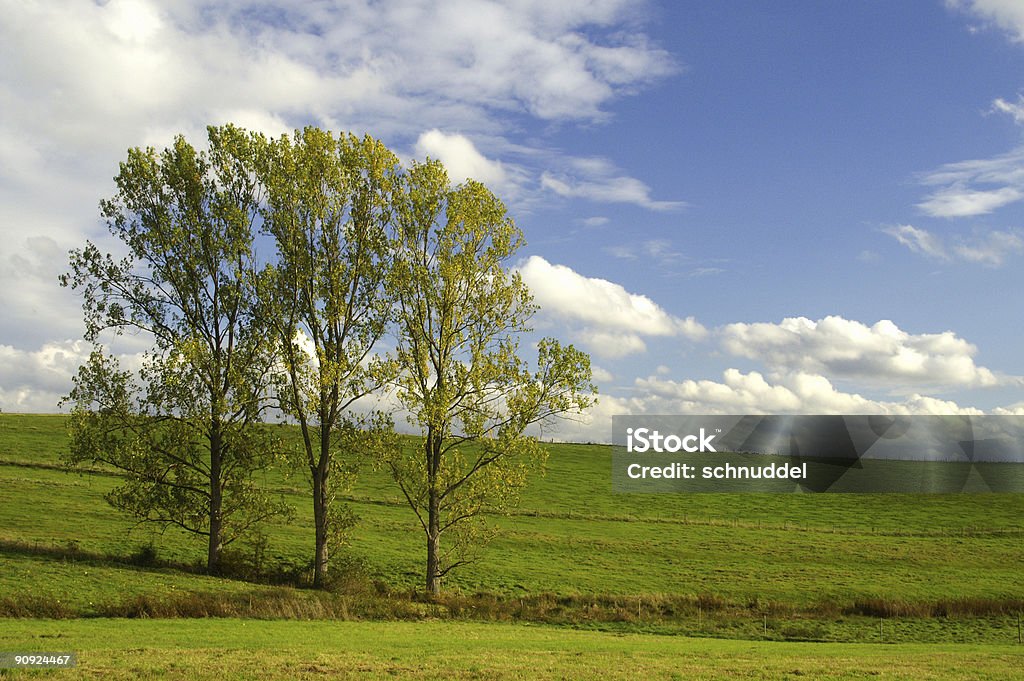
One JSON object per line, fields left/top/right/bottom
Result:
{"left": 312, "top": 454, "right": 330, "bottom": 588}
{"left": 426, "top": 490, "right": 441, "bottom": 597}
{"left": 425, "top": 428, "right": 442, "bottom": 597}
{"left": 208, "top": 418, "right": 224, "bottom": 574}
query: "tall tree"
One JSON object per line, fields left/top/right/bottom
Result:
{"left": 260, "top": 128, "right": 399, "bottom": 588}
{"left": 60, "top": 125, "right": 288, "bottom": 573}
{"left": 385, "top": 160, "right": 596, "bottom": 596}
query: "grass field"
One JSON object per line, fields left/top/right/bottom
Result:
{"left": 1, "top": 412, "right": 1024, "bottom": 678}
{"left": 1, "top": 619, "right": 1023, "bottom": 680}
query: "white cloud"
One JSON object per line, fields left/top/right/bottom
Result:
{"left": 688, "top": 267, "right": 725, "bottom": 277}
{"left": 591, "top": 365, "right": 614, "bottom": 383}
{"left": 0, "top": 340, "right": 91, "bottom": 408}
{"left": 604, "top": 239, "right": 682, "bottom": 263}
{"left": 534, "top": 392, "right": 635, "bottom": 443}
{"left": 909, "top": 89, "right": 1024, "bottom": 222}
{"left": 517, "top": 256, "right": 707, "bottom": 358}
{"left": 0, "top": 236, "right": 87, "bottom": 348}
{"left": 954, "top": 229, "right": 1024, "bottom": 264}
{"left": 719, "top": 316, "right": 1007, "bottom": 392}
{"left": 915, "top": 147, "right": 1024, "bottom": 217}
{"left": 105, "top": 0, "right": 162, "bottom": 43}
{"left": 415, "top": 129, "right": 509, "bottom": 187}
{"left": 948, "top": 0, "right": 1024, "bottom": 42}
{"left": 884, "top": 224, "right": 1024, "bottom": 266}
{"left": 2, "top": 0, "right": 668, "bottom": 175}
{"left": 632, "top": 369, "right": 984, "bottom": 417}
{"left": 604, "top": 238, "right": 726, "bottom": 277}
{"left": 991, "top": 94, "right": 1024, "bottom": 124}
{"left": 518, "top": 256, "right": 697, "bottom": 336}
{"left": 0, "top": 340, "right": 115, "bottom": 413}
{"left": 556, "top": 366, "right": 1006, "bottom": 442}
{"left": 580, "top": 331, "right": 648, "bottom": 358}
{"left": 882, "top": 224, "right": 949, "bottom": 260}
{"left": 541, "top": 167, "right": 684, "bottom": 211}
{"left": 917, "top": 184, "right": 1023, "bottom": 218}
{"left": 0, "top": 0, "right": 676, "bottom": 394}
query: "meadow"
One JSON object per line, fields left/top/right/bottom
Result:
{"left": 2, "top": 619, "right": 1024, "bottom": 680}
{"left": 1, "top": 413, "right": 1023, "bottom": 678}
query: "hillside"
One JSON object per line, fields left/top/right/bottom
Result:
{"left": 2, "top": 413, "right": 1023, "bottom": 644}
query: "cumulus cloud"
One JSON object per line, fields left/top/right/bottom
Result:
{"left": 0, "top": 236, "right": 86, "bottom": 348}
{"left": 0, "top": 0, "right": 669, "bottom": 195}
{"left": 0, "top": 340, "right": 90, "bottom": 406}
{"left": 590, "top": 365, "right": 614, "bottom": 383}
{"left": 0, "top": 0, "right": 677, "bottom": 409}
{"left": 556, "top": 366, "right": 1006, "bottom": 442}
{"left": 414, "top": 129, "right": 509, "bottom": 188}
{"left": 720, "top": 316, "right": 1008, "bottom": 392}
{"left": 517, "top": 255, "right": 706, "bottom": 357}
{"left": 579, "top": 330, "right": 648, "bottom": 358}
{"left": 0, "top": 0, "right": 675, "bottom": 161}
{"left": 884, "top": 224, "right": 1024, "bottom": 266}
{"left": 530, "top": 391, "right": 635, "bottom": 443}
{"left": 632, "top": 369, "right": 984, "bottom": 417}
{"left": 0, "top": 340, "right": 92, "bottom": 412}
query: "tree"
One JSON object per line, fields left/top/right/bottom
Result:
{"left": 260, "top": 127, "right": 399, "bottom": 588}
{"left": 60, "top": 125, "right": 288, "bottom": 573}
{"left": 385, "top": 160, "right": 596, "bottom": 596}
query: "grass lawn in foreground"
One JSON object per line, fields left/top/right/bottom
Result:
{"left": 1, "top": 619, "right": 1023, "bottom": 680}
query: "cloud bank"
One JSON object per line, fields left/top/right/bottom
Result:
{"left": 720, "top": 315, "right": 1007, "bottom": 392}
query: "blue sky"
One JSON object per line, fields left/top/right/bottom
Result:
{"left": 3, "top": 1, "right": 1024, "bottom": 440}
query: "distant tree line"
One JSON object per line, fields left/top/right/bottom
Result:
{"left": 60, "top": 124, "right": 595, "bottom": 595}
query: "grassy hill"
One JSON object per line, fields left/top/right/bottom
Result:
{"left": 2, "top": 413, "right": 1024, "bottom": 645}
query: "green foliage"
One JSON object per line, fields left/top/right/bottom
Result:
{"left": 259, "top": 127, "right": 401, "bottom": 587}
{"left": 60, "top": 125, "right": 290, "bottom": 572}
{"left": 59, "top": 123, "right": 597, "bottom": 591}
{"left": 386, "top": 160, "right": 596, "bottom": 593}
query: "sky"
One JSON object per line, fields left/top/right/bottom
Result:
{"left": 4, "top": 0, "right": 1024, "bottom": 441}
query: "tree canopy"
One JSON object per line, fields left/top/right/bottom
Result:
{"left": 385, "top": 160, "right": 596, "bottom": 595}
{"left": 61, "top": 125, "right": 287, "bottom": 573}
{"left": 62, "top": 125, "right": 596, "bottom": 590}
{"left": 259, "top": 127, "right": 400, "bottom": 587}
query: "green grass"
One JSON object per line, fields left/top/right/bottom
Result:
{"left": 1, "top": 619, "right": 1023, "bottom": 680}
{"left": 2, "top": 413, "right": 1024, "bottom": 650}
